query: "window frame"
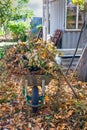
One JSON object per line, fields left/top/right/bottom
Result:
{"left": 65, "top": 0, "right": 82, "bottom": 31}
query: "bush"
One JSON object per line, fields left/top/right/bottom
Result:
{"left": 7, "top": 21, "right": 30, "bottom": 41}
{"left": 0, "top": 48, "right": 5, "bottom": 60}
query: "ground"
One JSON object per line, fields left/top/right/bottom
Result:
{"left": 0, "top": 42, "right": 87, "bottom": 130}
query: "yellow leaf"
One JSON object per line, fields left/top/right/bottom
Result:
{"left": 21, "top": 42, "right": 26, "bottom": 46}
{"left": 78, "top": 93, "right": 84, "bottom": 99}
{"left": 45, "top": 95, "right": 49, "bottom": 101}
{"left": 77, "top": 81, "right": 83, "bottom": 86}
{"left": 40, "top": 53, "right": 47, "bottom": 59}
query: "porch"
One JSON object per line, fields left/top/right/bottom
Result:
{"left": 59, "top": 48, "right": 82, "bottom": 69}
{"left": 42, "top": 0, "right": 85, "bottom": 49}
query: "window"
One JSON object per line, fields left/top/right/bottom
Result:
{"left": 65, "top": 0, "right": 83, "bottom": 30}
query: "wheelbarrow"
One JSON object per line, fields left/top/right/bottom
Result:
{"left": 22, "top": 74, "right": 52, "bottom": 112}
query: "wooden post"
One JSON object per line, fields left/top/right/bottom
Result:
{"left": 42, "top": 0, "right": 49, "bottom": 41}
{"left": 43, "top": 26, "right": 47, "bottom": 41}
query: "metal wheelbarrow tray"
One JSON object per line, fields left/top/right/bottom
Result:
{"left": 24, "top": 74, "right": 52, "bottom": 86}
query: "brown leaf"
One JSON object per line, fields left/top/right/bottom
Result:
{"left": 85, "top": 122, "right": 87, "bottom": 127}
{"left": 23, "top": 125, "right": 30, "bottom": 130}
{"left": 0, "top": 113, "right": 2, "bottom": 117}
{"left": 32, "top": 126, "right": 40, "bottom": 130}
{"left": 49, "top": 123, "right": 55, "bottom": 128}
{"left": 49, "top": 128, "right": 56, "bottom": 130}
{"left": 1, "top": 107, "right": 6, "bottom": 111}
{"left": 65, "top": 110, "right": 73, "bottom": 118}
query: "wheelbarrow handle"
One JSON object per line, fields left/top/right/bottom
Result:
{"left": 24, "top": 80, "right": 28, "bottom": 97}
{"left": 42, "top": 80, "right": 45, "bottom": 96}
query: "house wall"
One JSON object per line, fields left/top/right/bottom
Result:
{"left": 62, "top": 31, "right": 83, "bottom": 48}
{"left": 49, "top": 0, "right": 65, "bottom": 34}
{"left": 49, "top": 0, "right": 84, "bottom": 48}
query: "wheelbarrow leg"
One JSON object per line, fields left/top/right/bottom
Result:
{"left": 32, "top": 86, "right": 39, "bottom": 113}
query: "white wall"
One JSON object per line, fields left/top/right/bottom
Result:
{"left": 49, "top": 0, "right": 65, "bottom": 34}
{"left": 29, "top": 0, "right": 43, "bottom": 17}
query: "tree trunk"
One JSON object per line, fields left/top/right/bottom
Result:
{"left": 78, "top": 45, "right": 87, "bottom": 81}
{"left": 77, "top": 10, "right": 87, "bottom": 81}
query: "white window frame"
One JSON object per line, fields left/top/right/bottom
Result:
{"left": 65, "top": 0, "right": 82, "bottom": 31}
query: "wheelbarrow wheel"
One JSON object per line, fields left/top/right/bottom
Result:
{"left": 32, "top": 86, "right": 39, "bottom": 113}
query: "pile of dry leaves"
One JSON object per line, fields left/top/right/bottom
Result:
{"left": 0, "top": 41, "right": 87, "bottom": 129}
{"left": 3, "top": 40, "right": 62, "bottom": 76}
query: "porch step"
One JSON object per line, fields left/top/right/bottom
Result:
{"left": 59, "top": 48, "right": 82, "bottom": 69}
{"left": 58, "top": 48, "right": 82, "bottom": 55}
{"left": 62, "top": 58, "right": 79, "bottom": 67}
{"left": 61, "top": 55, "right": 80, "bottom": 59}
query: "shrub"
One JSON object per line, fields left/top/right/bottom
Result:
{"left": 7, "top": 21, "right": 30, "bottom": 41}
{"left": 0, "top": 48, "right": 5, "bottom": 59}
